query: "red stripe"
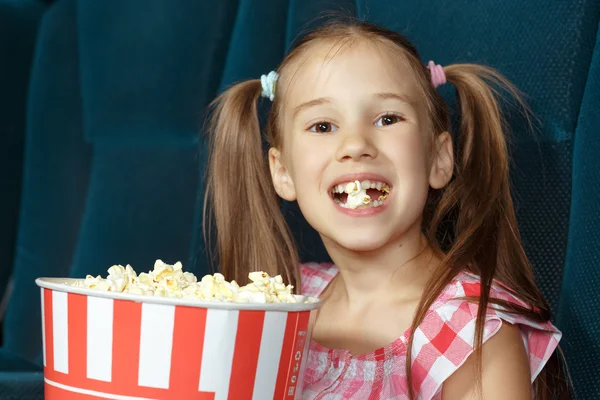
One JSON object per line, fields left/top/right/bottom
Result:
{"left": 169, "top": 306, "right": 214, "bottom": 399}
{"left": 46, "top": 370, "right": 212, "bottom": 398}
{"left": 111, "top": 299, "right": 143, "bottom": 394}
{"left": 289, "top": 311, "right": 311, "bottom": 395}
{"left": 273, "top": 312, "right": 299, "bottom": 399}
{"left": 45, "top": 381, "right": 216, "bottom": 400}
{"left": 67, "top": 293, "right": 87, "bottom": 383}
{"left": 295, "top": 310, "right": 315, "bottom": 391}
{"left": 45, "top": 382, "right": 90, "bottom": 400}
{"left": 296, "top": 311, "right": 310, "bottom": 340}
{"left": 228, "top": 310, "right": 266, "bottom": 399}
{"left": 43, "top": 289, "right": 54, "bottom": 373}
{"left": 284, "top": 311, "right": 311, "bottom": 398}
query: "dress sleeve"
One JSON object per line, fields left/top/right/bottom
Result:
{"left": 300, "top": 262, "right": 338, "bottom": 297}
{"left": 410, "top": 276, "right": 562, "bottom": 400}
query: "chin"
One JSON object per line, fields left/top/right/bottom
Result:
{"left": 323, "top": 230, "right": 392, "bottom": 253}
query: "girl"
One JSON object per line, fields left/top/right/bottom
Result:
{"left": 205, "top": 20, "right": 569, "bottom": 399}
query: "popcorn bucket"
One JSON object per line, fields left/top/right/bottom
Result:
{"left": 36, "top": 278, "right": 320, "bottom": 400}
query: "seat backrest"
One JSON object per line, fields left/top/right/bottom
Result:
{"left": 556, "top": 26, "right": 600, "bottom": 399}
{"left": 3, "top": 0, "right": 91, "bottom": 361}
{"left": 66, "top": 0, "right": 239, "bottom": 279}
{"left": 0, "top": 0, "right": 45, "bottom": 317}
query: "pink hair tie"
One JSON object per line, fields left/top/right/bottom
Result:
{"left": 427, "top": 60, "right": 446, "bottom": 88}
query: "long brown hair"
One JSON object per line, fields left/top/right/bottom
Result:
{"left": 204, "top": 20, "right": 570, "bottom": 399}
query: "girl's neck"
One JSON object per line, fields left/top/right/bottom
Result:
{"left": 321, "top": 222, "right": 438, "bottom": 309}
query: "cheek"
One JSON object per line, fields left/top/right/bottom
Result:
{"left": 385, "top": 132, "right": 430, "bottom": 175}
{"left": 393, "top": 137, "right": 432, "bottom": 210}
{"left": 290, "top": 155, "right": 321, "bottom": 193}
{"left": 383, "top": 133, "right": 431, "bottom": 211}
{"left": 287, "top": 138, "right": 332, "bottom": 189}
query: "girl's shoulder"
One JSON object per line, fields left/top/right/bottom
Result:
{"left": 433, "top": 270, "right": 536, "bottom": 312}
{"left": 413, "top": 271, "right": 562, "bottom": 399}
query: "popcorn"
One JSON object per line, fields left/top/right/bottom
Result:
{"left": 344, "top": 180, "right": 370, "bottom": 209}
{"left": 183, "top": 272, "right": 197, "bottom": 284}
{"left": 345, "top": 181, "right": 359, "bottom": 194}
{"left": 75, "top": 259, "right": 317, "bottom": 304}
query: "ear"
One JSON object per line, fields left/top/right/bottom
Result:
{"left": 268, "top": 147, "right": 297, "bottom": 201}
{"left": 429, "top": 131, "right": 454, "bottom": 189}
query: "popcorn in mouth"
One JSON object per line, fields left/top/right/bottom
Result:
{"left": 331, "top": 180, "right": 390, "bottom": 209}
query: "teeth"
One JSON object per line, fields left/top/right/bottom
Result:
{"left": 332, "top": 181, "right": 390, "bottom": 192}
{"left": 331, "top": 179, "right": 392, "bottom": 207}
{"left": 332, "top": 184, "right": 348, "bottom": 194}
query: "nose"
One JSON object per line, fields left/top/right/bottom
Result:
{"left": 335, "top": 129, "right": 378, "bottom": 162}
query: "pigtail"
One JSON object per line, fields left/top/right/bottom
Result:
{"left": 406, "top": 64, "right": 570, "bottom": 399}
{"left": 444, "top": 64, "right": 540, "bottom": 394}
{"left": 203, "top": 80, "right": 300, "bottom": 290}
{"left": 445, "top": 64, "right": 570, "bottom": 399}
{"left": 436, "top": 64, "right": 540, "bottom": 303}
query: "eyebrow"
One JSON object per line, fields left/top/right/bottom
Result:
{"left": 293, "top": 97, "right": 333, "bottom": 119}
{"left": 374, "top": 92, "right": 414, "bottom": 105}
{"left": 292, "top": 92, "right": 414, "bottom": 119}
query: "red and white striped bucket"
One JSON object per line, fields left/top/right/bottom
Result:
{"left": 36, "top": 278, "right": 320, "bottom": 400}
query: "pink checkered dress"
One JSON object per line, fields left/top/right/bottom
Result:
{"left": 300, "top": 263, "right": 561, "bottom": 400}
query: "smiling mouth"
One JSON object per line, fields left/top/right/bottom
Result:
{"left": 330, "top": 180, "right": 391, "bottom": 209}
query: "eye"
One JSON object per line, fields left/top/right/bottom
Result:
{"left": 375, "top": 114, "right": 403, "bottom": 127}
{"left": 309, "top": 121, "right": 338, "bottom": 133}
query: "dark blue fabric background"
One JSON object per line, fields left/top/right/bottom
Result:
{"left": 0, "top": 0, "right": 598, "bottom": 397}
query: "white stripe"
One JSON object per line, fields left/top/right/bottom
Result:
{"left": 411, "top": 326, "right": 429, "bottom": 357}
{"left": 52, "top": 290, "right": 69, "bottom": 373}
{"left": 40, "top": 288, "right": 46, "bottom": 367}
{"left": 86, "top": 297, "right": 114, "bottom": 382}
{"left": 198, "top": 309, "right": 239, "bottom": 400}
{"left": 44, "top": 378, "right": 156, "bottom": 400}
{"left": 252, "top": 311, "right": 287, "bottom": 400}
{"left": 138, "top": 303, "right": 175, "bottom": 389}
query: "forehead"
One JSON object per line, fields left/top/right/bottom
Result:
{"left": 282, "top": 39, "right": 422, "bottom": 108}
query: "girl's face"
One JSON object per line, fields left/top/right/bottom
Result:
{"left": 269, "top": 40, "right": 452, "bottom": 253}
